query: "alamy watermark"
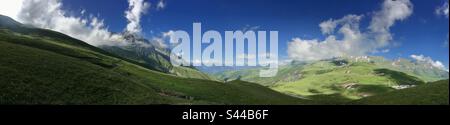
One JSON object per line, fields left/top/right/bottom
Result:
{"left": 170, "top": 23, "right": 278, "bottom": 77}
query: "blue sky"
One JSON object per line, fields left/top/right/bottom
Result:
{"left": 1, "top": 0, "right": 448, "bottom": 69}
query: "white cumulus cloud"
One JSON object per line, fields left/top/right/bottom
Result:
{"left": 125, "top": 0, "right": 150, "bottom": 34}
{"left": 0, "top": 0, "right": 165, "bottom": 47}
{"left": 411, "top": 55, "right": 448, "bottom": 71}
{"left": 15, "top": 0, "right": 126, "bottom": 46}
{"left": 436, "top": 1, "right": 449, "bottom": 18}
{"left": 157, "top": 0, "right": 166, "bottom": 10}
{"left": 288, "top": 0, "right": 413, "bottom": 61}
{"left": 319, "top": 15, "right": 363, "bottom": 35}
{"left": 0, "top": 0, "right": 24, "bottom": 20}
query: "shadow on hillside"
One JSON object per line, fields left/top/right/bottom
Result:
{"left": 374, "top": 69, "right": 425, "bottom": 85}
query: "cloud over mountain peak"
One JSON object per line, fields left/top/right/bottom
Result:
{"left": 288, "top": 0, "right": 413, "bottom": 61}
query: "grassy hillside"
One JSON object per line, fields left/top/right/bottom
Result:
{"left": 351, "top": 80, "right": 449, "bottom": 105}
{"left": 217, "top": 57, "right": 448, "bottom": 100}
{"left": 214, "top": 62, "right": 306, "bottom": 86}
{"left": 0, "top": 15, "right": 307, "bottom": 105}
{"left": 273, "top": 62, "right": 426, "bottom": 99}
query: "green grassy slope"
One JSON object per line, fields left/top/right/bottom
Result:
{"left": 351, "top": 80, "right": 449, "bottom": 105}
{"left": 217, "top": 57, "right": 448, "bottom": 100}
{"left": 0, "top": 15, "right": 307, "bottom": 105}
{"left": 273, "top": 62, "right": 426, "bottom": 99}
